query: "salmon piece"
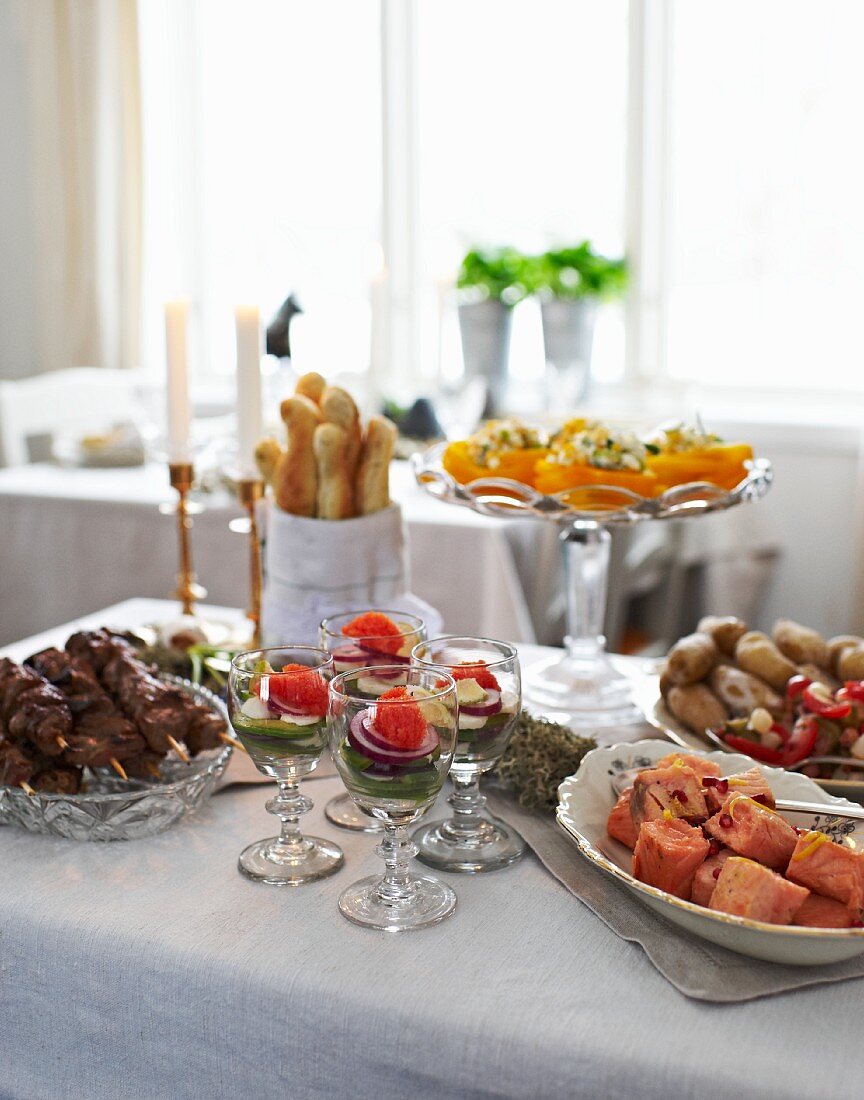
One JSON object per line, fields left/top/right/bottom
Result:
{"left": 655, "top": 752, "right": 721, "bottom": 780}
{"left": 709, "top": 857, "right": 809, "bottom": 924}
{"left": 632, "top": 818, "right": 709, "bottom": 900}
{"left": 607, "top": 789, "right": 639, "bottom": 850}
{"left": 630, "top": 765, "right": 708, "bottom": 829}
{"left": 792, "top": 893, "right": 858, "bottom": 929}
{"left": 785, "top": 831, "right": 864, "bottom": 910}
{"left": 703, "top": 766, "right": 775, "bottom": 814}
{"left": 691, "top": 848, "right": 735, "bottom": 908}
{"left": 656, "top": 752, "right": 722, "bottom": 782}
{"left": 704, "top": 794, "right": 797, "bottom": 869}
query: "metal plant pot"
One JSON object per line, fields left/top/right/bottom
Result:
{"left": 540, "top": 297, "right": 597, "bottom": 408}
{"left": 458, "top": 299, "right": 513, "bottom": 418}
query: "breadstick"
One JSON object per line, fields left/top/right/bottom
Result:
{"left": 275, "top": 395, "right": 321, "bottom": 516}
{"left": 321, "top": 385, "right": 362, "bottom": 478}
{"left": 295, "top": 371, "right": 326, "bottom": 405}
{"left": 313, "top": 422, "right": 353, "bottom": 519}
{"left": 356, "top": 416, "right": 397, "bottom": 514}
{"left": 254, "top": 437, "right": 284, "bottom": 488}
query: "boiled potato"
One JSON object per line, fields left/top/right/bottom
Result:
{"left": 837, "top": 645, "right": 864, "bottom": 681}
{"left": 696, "top": 615, "right": 747, "bottom": 657}
{"left": 667, "top": 683, "right": 728, "bottom": 733}
{"left": 664, "top": 632, "right": 718, "bottom": 686}
{"left": 772, "top": 619, "right": 829, "bottom": 668}
{"left": 798, "top": 662, "right": 840, "bottom": 692}
{"left": 828, "top": 635, "right": 864, "bottom": 676}
{"left": 734, "top": 631, "right": 797, "bottom": 691}
{"left": 708, "top": 665, "right": 783, "bottom": 717}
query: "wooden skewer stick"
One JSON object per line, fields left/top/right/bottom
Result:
{"left": 167, "top": 735, "right": 190, "bottom": 764}
{"left": 109, "top": 758, "right": 128, "bottom": 781}
{"left": 20, "top": 781, "right": 36, "bottom": 796}
{"left": 55, "top": 735, "right": 69, "bottom": 751}
{"left": 220, "top": 732, "right": 248, "bottom": 754}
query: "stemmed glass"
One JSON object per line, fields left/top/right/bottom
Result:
{"left": 319, "top": 610, "right": 426, "bottom": 833}
{"left": 327, "top": 665, "right": 458, "bottom": 931}
{"left": 228, "top": 647, "right": 344, "bottom": 885}
{"left": 410, "top": 637, "right": 525, "bottom": 873}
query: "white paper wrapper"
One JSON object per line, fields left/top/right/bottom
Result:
{"left": 259, "top": 501, "right": 442, "bottom": 645}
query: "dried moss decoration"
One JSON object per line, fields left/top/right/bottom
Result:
{"left": 494, "top": 711, "right": 597, "bottom": 811}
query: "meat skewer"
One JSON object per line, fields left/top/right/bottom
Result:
{"left": 1, "top": 631, "right": 230, "bottom": 795}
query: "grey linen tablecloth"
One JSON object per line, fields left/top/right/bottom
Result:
{"left": 3, "top": 774, "right": 864, "bottom": 1100}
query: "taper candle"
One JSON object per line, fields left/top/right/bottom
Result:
{"left": 235, "top": 305, "right": 263, "bottom": 475}
{"left": 165, "top": 300, "right": 191, "bottom": 462}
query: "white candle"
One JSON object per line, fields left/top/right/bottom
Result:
{"left": 368, "top": 268, "right": 389, "bottom": 411}
{"left": 234, "top": 304, "right": 263, "bottom": 475}
{"left": 165, "top": 300, "right": 190, "bottom": 462}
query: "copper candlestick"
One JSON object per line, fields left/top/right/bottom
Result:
{"left": 236, "top": 477, "right": 264, "bottom": 647}
{"left": 168, "top": 462, "right": 207, "bottom": 615}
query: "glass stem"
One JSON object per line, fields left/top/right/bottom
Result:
{"left": 561, "top": 519, "right": 610, "bottom": 661}
{"left": 266, "top": 781, "right": 313, "bottom": 859}
{"left": 441, "top": 773, "right": 487, "bottom": 842}
{"left": 376, "top": 823, "right": 417, "bottom": 905}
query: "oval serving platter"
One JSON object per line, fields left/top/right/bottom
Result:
{"left": 556, "top": 739, "right": 864, "bottom": 966}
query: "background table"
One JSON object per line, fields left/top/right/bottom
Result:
{"left": 0, "top": 461, "right": 562, "bottom": 648}
{"left": 0, "top": 599, "right": 858, "bottom": 1100}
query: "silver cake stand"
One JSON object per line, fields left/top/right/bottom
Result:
{"left": 413, "top": 444, "right": 772, "bottom": 730}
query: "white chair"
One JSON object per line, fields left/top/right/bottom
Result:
{"left": 0, "top": 368, "right": 144, "bottom": 466}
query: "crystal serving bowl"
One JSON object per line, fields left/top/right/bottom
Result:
{"left": 0, "top": 678, "right": 232, "bottom": 841}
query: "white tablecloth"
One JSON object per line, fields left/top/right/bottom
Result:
{"left": 0, "top": 461, "right": 561, "bottom": 648}
{"left": 0, "top": 600, "right": 856, "bottom": 1100}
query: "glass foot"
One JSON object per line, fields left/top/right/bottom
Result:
{"left": 238, "top": 834, "right": 344, "bottom": 886}
{"left": 413, "top": 814, "right": 526, "bottom": 873}
{"left": 324, "top": 792, "right": 384, "bottom": 833}
{"left": 338, "top": 872, "right": 456, "bottom": 931}
{"left": 523, "top": 651, "right": 644, "bottom": 730}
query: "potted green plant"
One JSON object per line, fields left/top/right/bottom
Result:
{"left": 456, "top": 247, "right": 528, "bottom": 417}
{"left": 528, "top": 243, "right": 628, "bottom": 404}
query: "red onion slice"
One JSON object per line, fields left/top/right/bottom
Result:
{"left": 459, "top": 689, "right": 502, "bottom": 718}
{"left": 347, "top": 711, "right": 438, "bottom": 765}
{"left": 356, "top": 641, "right": 410, "bottom": 664}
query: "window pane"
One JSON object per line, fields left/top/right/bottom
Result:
{"left": 666, "top": 1, "right": 864, "bottom": 390}
{"left": 416, "top": 0, "right": 628, "bottom": 387}
{"left": 140, "top": 0, "right": 381, "bottom": 383}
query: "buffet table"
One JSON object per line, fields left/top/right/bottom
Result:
{"left": 0, "top": 461, "right": 560, "bottom": 647}
{"left": 0, "top": 600, "right": 859, "bottom": 1100}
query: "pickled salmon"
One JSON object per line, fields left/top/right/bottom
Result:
{"left": 630, "top": 765, "right": 708, "bottom": 829}
{"left": 785, "top": 831, "right": 864, "bottom": 910}
{"left": 703, "top": 767, "right": 775, "bottom": 814}
{"left": 709, "top": 857, "right": 809, "bottom": 924}
{"left": 656, "top": 752, "right": 722, "bottom": 782}
{"left": 607, "top": 789, "right": 639, "bottom": 850}
{"left": 690, "top": 849, "right": 734, "bottom": 908}
{"left": 632, "top": 818, "right": 709, "bottom": 900}
{"left": 704, "top": 795, "right": 797, "bottom": 870}
{"left": 792, "top": 893, "right": 858, "bottom": 929}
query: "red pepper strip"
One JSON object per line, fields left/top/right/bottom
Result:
{"left": 786, "top": 674, "right": 811, "bottom": 701}
{"left": 724, "top": 734, "right": 783, "bottom": 764}
{"left": 780, "top": 715, "right": 820, "bottom": 767}
{"left": 770, "top": 721, "right": 790, "bottom": 744}
{"left": 841, "top": 681, "right": 864, "bottom": 703}
{"left": 801, "top": 684, "right": 852, "bottom": 721}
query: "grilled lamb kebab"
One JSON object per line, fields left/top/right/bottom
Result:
{"left": 0, "top": 659, "right": 73, "bottom": 756}
{"left": 67, "top": 630, "right": 226, "bottom": 756}
{"left": 26, "top": 647, "right": 145, "bottom": 768}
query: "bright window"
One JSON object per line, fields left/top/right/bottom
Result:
{"left": 665, "top": 1, "right": 864, "bottom": 390}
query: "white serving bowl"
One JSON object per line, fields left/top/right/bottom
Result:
{"left": 556, "top": 739, "right": 864, "bottom": 966}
